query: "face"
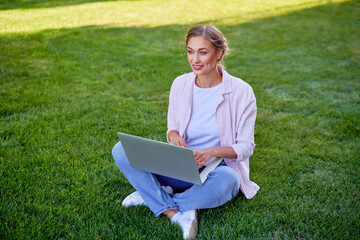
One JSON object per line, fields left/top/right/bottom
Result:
{"left": 187, "top": 36, "right": 222, "bottom": 76}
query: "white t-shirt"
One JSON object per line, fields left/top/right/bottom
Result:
{"left": 185, "top": 83, "right": 223, "bottom": 150}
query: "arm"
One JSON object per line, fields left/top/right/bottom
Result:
{"left": 194, "top": 146, "right": 236, "bottom": 169}
{"left": 168, "top": 130, "right": 188, "bottom": 148}
{"left": 167, "top": 76, "right": 191, "bottom": 148}
{"left": 166, "top": 77, "right": 185, "bottom": 146}
{"left": 196, "top": 84, "right": 257, "bottom": 166}
{"left": 230, "top": 95, "right": 256, "bottom": 162}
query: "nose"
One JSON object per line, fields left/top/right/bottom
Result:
{"left": 192, "top": 53, "right": 200, "bottom": 63}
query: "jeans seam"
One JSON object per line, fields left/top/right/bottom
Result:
{"left": 150, "top": 172, "right": 179, "bottom": 215}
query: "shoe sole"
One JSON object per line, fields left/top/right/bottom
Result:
{"left": 184, "top": 220, "right": 198, "bottom": 239}
{"left": 184, "top": 210, "right": 198, "bottom": 239}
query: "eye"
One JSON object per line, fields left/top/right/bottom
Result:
{"left": 187, "top": 49, "right": 193, "bottom": 54}
{"left": 200, "top": 51, "right": 208, "bottom": 55}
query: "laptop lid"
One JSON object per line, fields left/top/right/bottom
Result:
{"left": 117, "top": 132, "right": 222, "bottom": 185}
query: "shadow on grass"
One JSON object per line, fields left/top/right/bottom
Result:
{"left": 1, "top": 0, "right": 358, "bottom": 136}
{"left": 1, "top": 1, "right": 359, "bottom": 239}
{"left": 0, "top": 0, "right": 140, "bottom": 10}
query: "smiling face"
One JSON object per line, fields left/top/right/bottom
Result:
{"left": 187, "top": 36, "right": 223, "bottom": 76}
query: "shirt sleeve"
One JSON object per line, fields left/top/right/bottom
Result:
{"left": 230, "top": 89, "right": 257, "bottom": 162}
{"left": 166, "top": 79, "right": 178, "bottom": 142}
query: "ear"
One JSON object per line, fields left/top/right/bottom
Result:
{"left": 217, "top": 49, "right": 224, "bottom": 61}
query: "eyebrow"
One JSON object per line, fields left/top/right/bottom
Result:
{"left": 187, "top": 47, "right": 209, "bottom": 51}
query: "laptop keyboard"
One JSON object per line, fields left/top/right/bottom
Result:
{"left": 198, "top": 165, "right": 206, "bottom": 173}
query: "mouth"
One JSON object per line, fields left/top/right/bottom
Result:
{"left": 192, "top": 65, "right": 204, "bottom": 70}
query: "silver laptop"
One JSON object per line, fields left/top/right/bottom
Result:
{"left": 117, "top": 132, "right": 223, "bottom": 185}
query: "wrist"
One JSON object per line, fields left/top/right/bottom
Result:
{"left": 210, "top": 147, "right": 219, "bottom": 158}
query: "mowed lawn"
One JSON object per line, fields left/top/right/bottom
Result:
{"left": 1, "top": 0, "right": 359, "bottom": 239}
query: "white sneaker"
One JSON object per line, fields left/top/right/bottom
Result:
{"left": 122, "top": 191, "right": 146, "bottom": 207}
{"left": 122, "top": 186, "right": 174, "bottom": 207}
{"left": 161, "top": 185, "right": 174, "bottom": 194}
{"left": 171, "top": 210, "right": 198, "bottom": 239}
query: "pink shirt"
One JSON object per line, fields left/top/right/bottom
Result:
{"left": 167, "top": 68, "right": 259, "bottom": 199}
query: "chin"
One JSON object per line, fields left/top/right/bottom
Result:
{"left": 193, "top": 68, "right": 210, "bottom": 76}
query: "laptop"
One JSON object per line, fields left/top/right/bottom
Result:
{"left": 117, "top": 132, "right": 223, "bottom": 185}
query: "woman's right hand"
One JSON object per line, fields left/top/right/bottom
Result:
{"left": 168, "top": 131, "right": 188, "bottom": 148}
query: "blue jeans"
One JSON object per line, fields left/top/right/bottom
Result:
{"left": 112, "top": 141, "right": 240, "bottom": 217}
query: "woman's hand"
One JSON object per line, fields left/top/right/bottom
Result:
{"left": 168, "top": 130, "right": 188, "bottom": 148}
{"left": 194, "top": 146, "right": 237, "bottom": 169}
{"left": 194, "top": 148, "right": 215, "bottom": 169}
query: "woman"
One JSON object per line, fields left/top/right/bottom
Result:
{"left": 112, "top": 25, "right": 259, "bottom": 239}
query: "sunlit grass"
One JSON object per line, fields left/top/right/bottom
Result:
{"left": 0, "top": 0, "right": 348, "bottom": 33}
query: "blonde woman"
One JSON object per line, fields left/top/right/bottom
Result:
{"left": 112, "top": 25, "right": 259, "bottom": 239}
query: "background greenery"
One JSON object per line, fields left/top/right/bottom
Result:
{"left": 1, "top": 0, "right": 359, "bottom": 239}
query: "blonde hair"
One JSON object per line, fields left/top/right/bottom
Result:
{"left": 186, "top": 25, "right": 229, "bottom": 68}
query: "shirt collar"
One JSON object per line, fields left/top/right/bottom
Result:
{"left": 188, "top": 67, "right": 233, "bottom": 95}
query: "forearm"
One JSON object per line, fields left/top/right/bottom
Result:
{"left": 209, "top": 146, "right": 237, "bottom": 159}
{"left": 194, "top": 146, "right": 237, "bottom": 168}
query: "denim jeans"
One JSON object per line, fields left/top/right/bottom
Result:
{"left": 112, "top": 141, "right": 240, "bottom": 217}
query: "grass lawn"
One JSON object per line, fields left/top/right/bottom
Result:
{"left": 1, "top": 0, "right": 359, "bottom": 239}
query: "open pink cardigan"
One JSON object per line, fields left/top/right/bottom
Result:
{"left": 167, "top": 68, "right": 259, "bottom": 199}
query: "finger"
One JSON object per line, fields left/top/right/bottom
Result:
{"left": 172, "top": 138, "right": 183, "bottom": 146}
{"left": 179, "top": 139, "right": 188, "bottom": 148}
{"left": 197, "top": 160, "right": 204, "bottom": 169}
{"left": 170, "top": 140, "right": 178, "bottom": 146}
{"left": 194, "top": 152, "right": 203, "bottom": 162}
{"left": 180, "top": 141, "right": 187, "bottom": 147}
{"left": 195, "top": 156, "right": 203, "bottom": 166}
{"left": 193, "top": 151, "right": 200, "bottom": 160}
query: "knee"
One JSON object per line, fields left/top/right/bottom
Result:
{"left": 214, "top": 167, "right": 241, "bottom": 196}
{"left": 112, "top": 142, "right": 128, "bottom": 168}
{"left": 227, "top": 168, "right": 241, "bottom": 191}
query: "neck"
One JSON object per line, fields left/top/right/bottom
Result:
{"left": 195, "top": 67, "right": 222, "bottom": 88}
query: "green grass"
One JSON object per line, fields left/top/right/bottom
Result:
{"left": 1, "top": 0, "right": 359, "bottom": 239}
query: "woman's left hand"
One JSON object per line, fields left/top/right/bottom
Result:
{"left": 193, "top": 148, "right": 214, "bottom": 169}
